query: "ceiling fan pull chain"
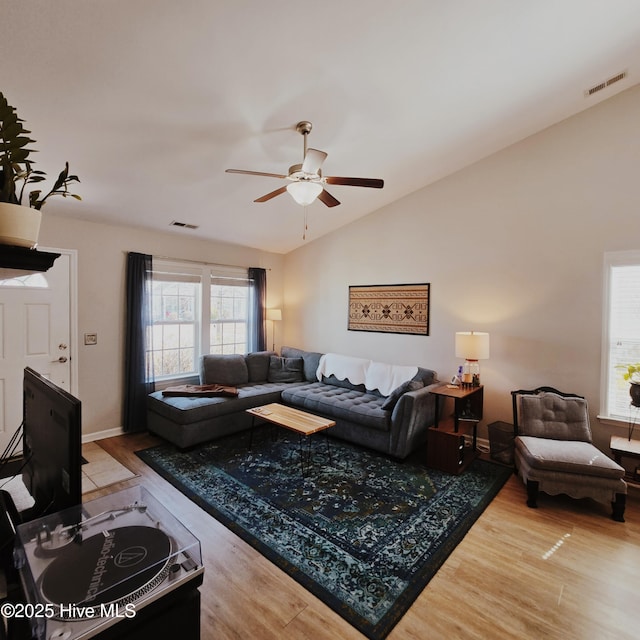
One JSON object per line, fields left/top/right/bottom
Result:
{"left": 303, "top": 207, "right": 308, "bottom": 241}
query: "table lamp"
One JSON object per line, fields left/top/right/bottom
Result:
{"left": 455, "top": 331, "right": 490, "bottom": 387}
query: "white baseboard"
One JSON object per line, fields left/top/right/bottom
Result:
{"left": 82, "top": 426, "right": 125, "bottom": 443}
{"left": 465, "top": 435, "right": 490, "bottom": 454}
{"left": 476, "top": 435, "right": 490, "bottom": 453}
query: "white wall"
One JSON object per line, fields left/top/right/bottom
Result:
{"left": 38, "top": 216, "right": 285, "bottom": 438}
{"left": 283, "top": 84, "right": 640, "bottom": 450}
{"left": 33, "top": 84, "right": 640, "bottom": 450}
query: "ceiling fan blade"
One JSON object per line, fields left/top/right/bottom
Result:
{"left": 254, "top": 185, "right": 288, "bottom": 203}
{"left": 226, "top": 169, "right": 287, "bottom": 179}
{"left": 301, "top": 148, "right": 327, "bottom": 175}
{"left": 324, "top": 176, "right": 384, "bottom": 189}
{"left": 317, "top": 188, "right": 340, "bottom": 208}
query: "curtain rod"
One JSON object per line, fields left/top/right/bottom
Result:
{"left": 125, "top": 251, "right": 271, "bottom": 271}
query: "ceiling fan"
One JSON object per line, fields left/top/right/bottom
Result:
{"left": 225, "top": 121, "right": 384, "bottom": 207}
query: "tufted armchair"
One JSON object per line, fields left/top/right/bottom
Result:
{"left": 512, "top": 387, "right": 627, "bottom": 522}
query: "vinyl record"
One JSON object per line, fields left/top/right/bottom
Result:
{"left": 39, "top": 525, "right": 173, "bottom": 614}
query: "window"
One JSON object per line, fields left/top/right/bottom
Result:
{"left": 0, "top": 272, "right": 49, "bottom": 288}
{"left": 149, "top": 261, "right": 252, "bottom": 380}
{"left": 210, "top": 276, "right": 249, "bottom": 354}
{"left": 150, "top": 269, "right": 200, "bottom": 378}
{"left": 600, "top": 250, "right": 640, "bottom": 422}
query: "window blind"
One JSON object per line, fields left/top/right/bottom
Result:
{"left": 602, "top": 252, "right": 640, "bottom": 420}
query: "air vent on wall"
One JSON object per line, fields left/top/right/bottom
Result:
{"left": 170, "top": 220, "right": 199, "bottom": 230}
{"left": 584, "top": 70, "right": 627, "bottom": 97}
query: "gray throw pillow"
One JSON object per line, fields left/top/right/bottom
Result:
{"left": 381, "top": 380, "right": 424, "bottom": 411}
{"left": 267, "top": 356, "right": 305, "bottom": 383}
{"left": 245, "top": 351, "right": 277, "bottom": 382}
{"left": 200, "top": 354, "right": 249, "bottom": 386}
{"left": 281, "top": 346, "right": 323, "bottom": 381}
{"left": 519, "top": 392, "right": 591, "bottom": 441}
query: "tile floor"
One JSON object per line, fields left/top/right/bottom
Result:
{"left": 81, "top": 441, "right": 137, "bottom": 493}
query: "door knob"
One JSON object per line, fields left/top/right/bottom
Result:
{"left": 51, "top": 356, "right": 68, "bottom": 363}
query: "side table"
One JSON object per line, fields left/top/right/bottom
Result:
{"left": 610, "top": 435, "right": 640, "bottom": 485}
{"left": 426, "top": 384, "right": 484, "bottom": 474}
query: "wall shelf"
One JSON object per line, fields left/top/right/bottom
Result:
{"left": 0, "top": 244, "right": 60, "bottom": 272}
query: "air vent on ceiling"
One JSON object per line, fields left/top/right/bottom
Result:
{"left": 170, "top": 220, "right": 199, "bottom": 230}
{"left": 584, "top": 70, "right": 627, "bottom": 97}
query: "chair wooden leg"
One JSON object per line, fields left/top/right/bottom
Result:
{"left": 612, "top": 493, "right": 626, "bottom": 522}
{"left": 526, "top": 480, "right": 539, "bottom": 508}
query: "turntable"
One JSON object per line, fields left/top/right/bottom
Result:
{"left": 14, "top": 486, "right": 204, "bottom": 640}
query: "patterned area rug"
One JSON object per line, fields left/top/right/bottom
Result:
{"left": 137, "top": 431, "right": 510, "bottom": 639}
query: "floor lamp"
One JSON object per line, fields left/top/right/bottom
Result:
{"left": 266, "top": 309, "right": 282, "bottom": 351}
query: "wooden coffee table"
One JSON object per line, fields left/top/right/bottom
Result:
{"left": 246, "top": 403, "right": 335, "bottom": 475}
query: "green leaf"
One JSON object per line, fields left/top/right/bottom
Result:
{"left": 10, "top": 136, "right": 36, "bottom": 150}
{"left": 51, "top": 164, "right": 69, "bottom": 191}
{"left": 10, "top": 148, "right": 30, "bottom": 163}
{"left": 0, "top": 122, "right": 25, "bottom": 140}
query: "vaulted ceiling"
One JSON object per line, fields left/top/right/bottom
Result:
{"left": 3, "top": 1, "right": 640, "bottom": 254}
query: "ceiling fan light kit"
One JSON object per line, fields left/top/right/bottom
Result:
{"left": 286, "top": 181, "right": 323, "bottom": 206}
{"left": 225, "top": 121, "right": 384, "bottom": 208}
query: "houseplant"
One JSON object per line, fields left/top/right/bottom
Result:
{"left": 619, "top": 363, "right": 640, "bottom": 407}
{"left": 0, "top": 90, "right": 80, "bottom": 248}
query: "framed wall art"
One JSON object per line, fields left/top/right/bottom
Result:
{"left": 348, "top": 283, "right": 430, "bottom": 335}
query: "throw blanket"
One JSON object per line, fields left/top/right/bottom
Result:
{"left": 316, "top": 353, "right": 371, "bottom": 386}
{"left": 365, "top": 362, "right": 418, "bottom": 397}
{"left": 162, "top": 384, "right": 238, "bottom": 398}
{"left": 316, "top": 353, "right": 418, "bottom": 396}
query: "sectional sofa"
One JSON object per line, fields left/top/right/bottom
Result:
{"left": 146, "top": 346, "right": 439, "bottom": 459}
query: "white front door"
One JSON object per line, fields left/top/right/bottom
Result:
{"left": 0, "top": 251, "right": 74, "bottom": 454}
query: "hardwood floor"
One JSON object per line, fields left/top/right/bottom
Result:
{"left": 88, "top": 434, "right": 640, "bottom": 640}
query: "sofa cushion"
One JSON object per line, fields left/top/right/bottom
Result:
{"left": 281, "top": 346, "right": 323, "bottom": 382}
{"left": 148, "top": 381, "right": 301, "bottom": 425}
{"left": 245, "top": 351, "right": 277, "bottom": 382}
{"left": 200, "top": 354, "right": 249, "bottom": 385}
{"left": 516, "top": 436, "right": 625, "bottom": 479}
{"left": 414, "top": 367, "right": 437, "bottom": 386}
{"left": 519, "top": 392, "right": 592, "bottom": 442}
{"left": 381, "top": 380, "right": 424, "bottom": 411}
{"left": 267, "top": 356, "right": 305, "bottom": 383}
{"left": 149, "top": 390, "right": 240, "bottom": 425}
{"left": 281, "top": 382, "right": 390, "bottom": 432}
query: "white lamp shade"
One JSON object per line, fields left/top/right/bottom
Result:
{"left": 286, "top": 181, "right": 323, "bottom": 206}
{"left": 455, "top": 331, "right": 490, "bottom": 360}
{"left": 266, "top": 308, "right": 282, "bottom": 321}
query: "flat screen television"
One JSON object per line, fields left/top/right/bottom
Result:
{"left": 21, "top": 367, "right": 82, "bottom": 520}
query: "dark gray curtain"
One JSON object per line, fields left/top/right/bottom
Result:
{"left": 123, "top": 252, "right": 154, "bottom": 432}
{"left": 248, "top": 267, "right": 267, "bottom": 352}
